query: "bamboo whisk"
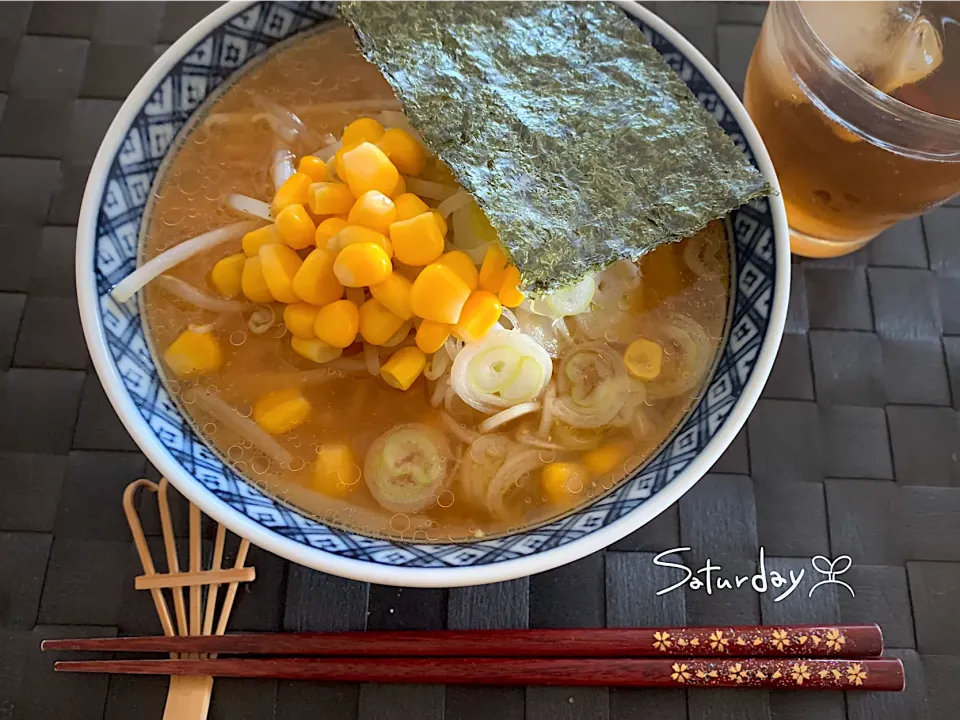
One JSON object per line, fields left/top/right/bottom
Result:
{"left": 123, "top": 477, "right": 256, "bottom": 720}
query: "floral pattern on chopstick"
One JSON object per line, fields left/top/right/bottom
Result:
{"left": 651, "top": 627, "right": 849, "bottom": 655}
{"left": 668, "top": 660, "right": 869, "bottom": 687}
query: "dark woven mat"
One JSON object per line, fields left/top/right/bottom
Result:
{"left": 0, "top": 2, "right": 956, "bottom": 718}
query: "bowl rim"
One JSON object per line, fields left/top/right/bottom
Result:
{"left": 76, "top": 0, "right": 790, "bottom": 587}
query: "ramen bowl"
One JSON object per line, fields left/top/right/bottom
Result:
{"left": 76, "top": 1, "right": 789, "bottom": 587}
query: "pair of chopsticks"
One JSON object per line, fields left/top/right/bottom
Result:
{"left": 44, "top": 624, "right": 903, "bottom": 691}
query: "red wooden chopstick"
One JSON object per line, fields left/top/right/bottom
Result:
{"left": 42, "top": 624, "right": 882, "bottom": 659}
{"left": 52, "top": 656, "right": 904, "bottom": 691}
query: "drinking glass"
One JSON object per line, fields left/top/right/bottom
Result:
{"left": 744, "top": 0, "right": 960, "bottom": 258}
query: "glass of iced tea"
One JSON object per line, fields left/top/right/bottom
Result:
{"left": 745, "top": 1, "right": 960, "bottom": 258}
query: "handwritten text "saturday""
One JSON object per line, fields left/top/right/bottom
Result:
{"left": 652, "top": 547, "right": 855, "bottom": 603}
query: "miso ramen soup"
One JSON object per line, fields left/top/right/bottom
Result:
{"left": 136, "top": 27, "right": 730, "bottom": 542}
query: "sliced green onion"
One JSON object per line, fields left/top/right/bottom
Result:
{"left": 472, "top": 347, "right": 522, "bottom": 393}
{"left": 450, "top": 329, "right": 553, "bottom": 414}
{"left": 500, "top": 356, "right": 545, "bottom": 402}
{"left": 543, "top": 275, "right": 595, "bottom": 317}
{"left": 364, "top": 424, "right": 451, "bottom": 512}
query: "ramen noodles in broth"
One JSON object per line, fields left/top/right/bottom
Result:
{"left": 136, "top": 28, "right": 730, "bottom": 542}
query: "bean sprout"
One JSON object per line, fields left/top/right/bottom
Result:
{"left": 430, "top": 374, "right": 449, "bottom": 407}
{"left": 537, "top": 383, "right": 556, "bottom": 438}
{"left": 403, "top": 176, "right": 458, "bottom": 201}
{"left": 444, "top": 336, "right": 463, "bottom": 361}
{"left": 486, "top": 449, "right": 544, "bottom": 518}
{"left": 424, "top": 350, "right": 450, "bottom": 381}
{"left": 111, "top": 221, "right": 257, "bottom": 303}
{"left": 226, "top": 193, "right": 272, "bottom": 221}
{"left": 271, "top": 146, "right": 296, "bottom": 190}
{"left": 552, "top": 318, "right": 574, "bottom": 346}
{"left": 192, "top": 389, "right": 293, "bottom": 465}
{"left": 516, "top": 428, "right": 565, "bottom": 451}
{"left": 156, "top": 275, "right": 252, "bottom": 313}
{"left": 478, "top": 401, "right": 541, "bottom": 433}
{"left": 252, "top": 94, "right": 324, "bottom": 148}
{"left": 437, "top": 190, "right": 474, "bottom": 218}
{"left": 442, "top": 411, "right": 480, "bottom": 444}
{"left": 363, "top": 342, "right": 381, "bottom": 376}
{"left": 314, "top": 137, "right": 341, "bottom": 162}
{"left": 499, "top": 307, "right": 519, "bottom": 331}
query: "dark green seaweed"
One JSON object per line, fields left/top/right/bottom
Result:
{"left": 340, "top": 1, "right": 772, "bottom": 292}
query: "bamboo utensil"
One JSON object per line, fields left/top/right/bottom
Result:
{"left": 122, "top": 477, "right": 256, "bottom": 720}
{"left": 43, "top": 480, "right": 900, "bottom": 697}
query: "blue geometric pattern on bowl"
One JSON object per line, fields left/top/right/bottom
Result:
{"left": 93, "top": 1, "right": 776, "bottom": 568}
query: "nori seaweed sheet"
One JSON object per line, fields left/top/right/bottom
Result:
{"left": 340, "top": 1, "right": 772, "bottom": 292}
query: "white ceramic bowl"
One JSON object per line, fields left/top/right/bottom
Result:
{"left": 76, "top": 1, "right": 789, "bottom": 587}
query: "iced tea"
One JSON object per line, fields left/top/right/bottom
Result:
{"left": 745, "top": 1, "right": 960, "bottom": 257}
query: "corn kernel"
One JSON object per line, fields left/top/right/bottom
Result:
{"left": 410, "top": 263, "right": 471, "bottom": 324}
{"left": 283, "top": 303, "right": 319, "bottom": 340}
{"left": 333, "top": 242, "right": 392, "bottom": 288}
{"left": 254, "top": 388, "right": 311, "bottom": 435}
{"left": 293, "top": 248, "right": 344, "bottom": 306}
{"left": 314, "top": 299, "right": 360, "bottom": 348}
{"left": 416, "top": 320, "right": 451, "bottom": 354}
{"left": 479, "top": 244, "right": 509, "bottom": 293}
{"left": 341, "top": 142, "right": 400, "bottom": 198}
{"left": 297, "top": 155, "right": 328, "bottom": 182}
{"left": 314, "top": 217, "right": 349, "bottom": 249}
{"left": 358, "top": 298, "right": 404, "bottom": 345}
{"left": 342, "top": 117, "right": 385, "bottom": 149}
{"left": 333, "top": 147, "right": 348, "bottom": 183}
{"left": 210, "top": 253, "right": 246, "bottom": 299}
{"left": 291, "top": 336, "right": 343, "bottom": 364}
{"left": 389, "top": 174, "right": 407, "bottom": 199}
{"left": 498, "top": 265, "right": 525, "bottom": 308}
{"left": 271, "top": 172, "right": 312, "bottom": 216}
{"left": 368, "top": 271, "right": 413, "bottom": 321}
{"left": 624, "top": 338, "right": 663, "bottom": 381}
{"left": 380, "top": 346, "right": 426, "bottom": 391}
{"left": 393, "top": 192, "right": 429, "bottom": 221}
{"left": 348, "top": 190, "right": 396, "bottom": 235}
{"left": 313, "top": 443, "right": 360, "bottom": 497}
{"left": 376, "top": 128, "right": 426, "bottom": 176}
{"left": 275, "top": 203, "right": 317, "bottom": 250}
{"left": 242, "top": 224, "right": 281, "bottom": 257}
{"left": 337, "top": 225, "right": 393, "bottom": 257}
{"left": 389, "top": 212, "right": 445, "bottom": 266}
{"left": 241, "top": 256, "right": 274, "bottom": 303}
{"left": 582, "top": 443, "right": 631, "bottom": 477}
{"left": 454, "top": 290, "right": 502, "bottom": 344}
{"left": 438, "top": 250, "right": 479, "bottom": 291}
{"left": 541, "top": 462, "right": 588, "bottom": 506}
{"left": 310, "top": 182, "right": 355, "bottom": 216}
{"left": 163, "top": 328, "right": 223, "bottom": 378}
{"left": 431, "top": 210, "right": 448, "bottom": 237}
{"left": 258, "top": 244, "right": 303, "bottom": 304}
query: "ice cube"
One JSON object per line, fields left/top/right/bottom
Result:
{"left": 800, "top": 1, "right": 922, "bottom": 74}
{"left": 873, "top": 15, "right": 944, "bottom": 93}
